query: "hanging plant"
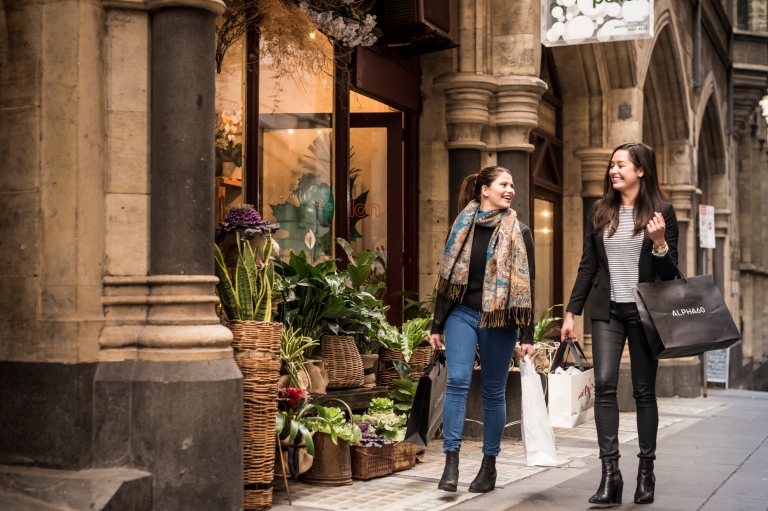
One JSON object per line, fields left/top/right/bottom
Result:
{"left": 215, "top": 0, "right": 382, "bottom": 102}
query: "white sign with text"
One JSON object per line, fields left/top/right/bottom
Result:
{"left": 541, "top": 0, "right": 654, "bottom": 47}
{"left": 699, "top": 205, "right": 716, "bottom": 249}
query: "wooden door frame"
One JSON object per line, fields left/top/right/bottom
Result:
{"left": 350, "top": 112, "right": 404, "bottom": 325}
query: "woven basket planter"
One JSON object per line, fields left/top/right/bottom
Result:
{"left": 226, "top": 320, "right": 282, "bottom": 511}
{"left": 300, "top": 432, "right": 353, "bottom": 486}
{"left": 392, "top": 442, "right": 417, "bottom": 472}
{"left": 228, "top": 320, "right": 282, "bottom": 355}
{"left": 320, "top": 335, "right": 364, "bottom": 388}
{"left": 351, "top": 443, "right": 394, "bottom": 480}
{"left": 377, "top": 345, "right": 433, "bottom": 389}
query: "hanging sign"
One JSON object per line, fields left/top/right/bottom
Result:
{"left": 699, "top": 205, "right": 716, "bottom": 249}
{"left": 541, "top": 0, "right": 654, "bottom": 47}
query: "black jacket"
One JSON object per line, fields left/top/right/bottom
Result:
{"left": 431, "top": 223, "right": 535, "bottom": 344}
{"left": 566, "top": 202, "right": 679, "bottom": 321}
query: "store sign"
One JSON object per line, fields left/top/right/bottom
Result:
{"left": 699, "top": 205, "right": 716, "bottom": 249}
{"left": 706, "top": 348, "right": 729, "bottom": 387}
{"left": 541, "top": 0, "right": 654, "bottom": 47}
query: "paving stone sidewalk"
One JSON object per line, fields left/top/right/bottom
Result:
{"left": 271, "top": 389, "right": 768, "bottom": 511}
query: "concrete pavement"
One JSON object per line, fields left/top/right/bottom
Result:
{"left": 272, "top": 389, "right": 768, "bottom": 511}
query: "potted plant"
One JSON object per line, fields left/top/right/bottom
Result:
{"left": 278, "top": 327, "right": 319, "bottom": 391}
{"left": 300, "top": 403, "right": 362, "bottom": 486}
{"left": 350, "top": 424, "right": 394, "bottom": 480}
{"left": 275, "top": 388, "right": 316, "bottom": 479}
{"left": 376, "top": 316, "right": 433, "bottom": 389}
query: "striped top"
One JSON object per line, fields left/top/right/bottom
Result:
{"left": 604, "top": 206, "right": 644, "bottom": 303}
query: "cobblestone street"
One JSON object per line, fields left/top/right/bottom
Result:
{"left": 272, "top": 390, "right": 768, "bottom": 511}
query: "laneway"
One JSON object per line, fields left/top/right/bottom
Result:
{"left": 272, "top": 390, "right": 768, "bottom": 511}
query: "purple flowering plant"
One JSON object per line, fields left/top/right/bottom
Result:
{"left": 357, "top": 422, "right": 392, "bottom": 448}
{"left": 218, "top": 204, "right": 280, "bottom": 240}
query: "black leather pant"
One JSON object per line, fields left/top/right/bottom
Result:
{"left": 592, "top": 301, "right": 659, "bottom": 460}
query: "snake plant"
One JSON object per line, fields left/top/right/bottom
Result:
{"left": 214, "top": 232, "right": 277, "bottom": 322}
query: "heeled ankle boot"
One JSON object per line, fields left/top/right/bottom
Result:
{"left": 438, "top": 451, "right": 460, "bottom": 492}
{"left": 634, "top": 459, "right": 655, "bottom": 504}
{"left": 589, "top": 459, "right": 623, "bottom": 507}
{"left": 468, "top": 454, "right": 497, "bottom": 493}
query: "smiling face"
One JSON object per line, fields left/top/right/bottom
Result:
{"left": 609, "top": 149, "right": 644, "bottom": 196}
{"left": 480, "top": 171, "right": 515, "bottom": 210}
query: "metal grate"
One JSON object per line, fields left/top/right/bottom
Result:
{"left": 386, "top": 0, "right": 415, "bottom": 23}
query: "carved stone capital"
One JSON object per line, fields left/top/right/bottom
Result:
{"left": 574, "top": 147, "right": 614, "bottom": 198}
{"left": 661, "top": 184, "right": 698, "bottom": 221}
{"left": 715, "top": 209, "right": 732, "bottom": 238}
{"left": 100, "top": 275, "right": 233, "bottom": 361}
{"left": 495, "top": 76, "right": 548, "bottom": 152}
{"left": 434, "top": 73, "right": 497, "bottom": 150}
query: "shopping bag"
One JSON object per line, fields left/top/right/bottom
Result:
{"left": 548, "top": 338, "right": 595, "bottom": 428}
{"left": 403, "top": 350, "right": 447, "bottom": 447}
{"left": 520, "top": 355, "right": 559, "bottom": 466}
{"left": 633, "top": 272, "right": 741, "bottom": 359}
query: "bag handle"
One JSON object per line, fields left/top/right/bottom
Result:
{"left": 655, "top": 266, "right": 687, "bottom": 285}
{"left": 552, "top": 338, "right": 591, "bottom": 371}
{"left": 425, "top": 349, "right": 446, "bottom": 375}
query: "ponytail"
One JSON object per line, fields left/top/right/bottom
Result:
{"left": 457, "top": 173, "right": 479, "bottom": 212}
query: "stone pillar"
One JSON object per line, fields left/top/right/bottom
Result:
{"left": 496, "top": 76, "right": 547, "bottom": 226}
{"left": 436, "top": 73, "right": 495, "bottom": 221}
{"left": 94, "top": 1, "right": 243, "bottom": 509}
{"left": 662, "top": 184, "right": 697, "bottom": 277}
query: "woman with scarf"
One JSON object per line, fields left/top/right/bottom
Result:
{"left": 429, "top": 166, "right": 536, "bottom": 494}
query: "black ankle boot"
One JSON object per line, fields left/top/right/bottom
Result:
{"left": 634, "top": 459, "right": 655, "bottom": 504}
{"left": 438, "top": 451, "right": 460, "bottom": 492}
{"left": 468, "top": 454, "right": 497, "bottom": 493}
{"left": 589, "top": 459, "right": 623, "bottom": 507}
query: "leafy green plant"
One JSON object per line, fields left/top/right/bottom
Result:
{"left": 392, "top": 290, "right": 437, "bottom": 321}
{"left": 392, "top": 360, "right": 412, "bottom": 381}
{"left": 375, "top": 316, "right": 431, "bottom": 362}
{"left": 305, "top": 405, "right": 362, "bottom": 444}
{"left": 534, "top": 303, "right": 564, "bottom": 345}
{"left": 276, "top": 388, "right": 315, "bottom": 456}
{"left": 280, "top": 326, "right": 319, "bottom": 388}
{"left": 390, "top": 378, "right": 418, "bottom": 415}
{"left": 368, "top": 397, "right": 394, "bottom": 414}
{"left": 214, "top": 232, "right": 277, "bottom": 322}
{"left": 220, "top": 140, "right": 243, "bottom": 167}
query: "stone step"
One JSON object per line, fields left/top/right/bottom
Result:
{"left": 0, "top": 465, "right": 152, "bottom": 511}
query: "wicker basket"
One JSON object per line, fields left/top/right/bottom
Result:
{"left": 244, "top": 487, "right": 272, "bottom": 511}
{"left": 320, "top": 335, "right": 364, "bottom": 388}
{"left": 300, "top": 432, "right": 352, "bottom": 486}
{"left": 229, "top": 320, "right": 282, "bottom": 355}
{"left": 392, "top": 442, "right": 417, "bottom": 472}
{"left": 378, "top": 345, "right": 434, "bottom": 388}
{"left": 351, "top": 443, "right": 394, "bottom": 480}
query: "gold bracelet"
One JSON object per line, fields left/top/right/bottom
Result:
{"left": 653, "top": 243, "right": 667, "bottom": 253}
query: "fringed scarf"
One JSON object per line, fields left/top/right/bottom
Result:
{"left": 437, "top": 200, "right": 532, "bottom": 328}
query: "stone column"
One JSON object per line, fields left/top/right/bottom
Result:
{"left": 95, "top": 1, "right": 243, "bottom": 509}
{"left": 496, "top": 76, "right": 547, "bottom": 226}
{"left": 662, "top": 184, "right": 697, "bottom": 277}
{"left": 435, "top": 73, "right": 496, "bottom": 221}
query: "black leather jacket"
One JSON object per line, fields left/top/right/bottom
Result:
{"left": 566, "top": 201, "right": 679, "bottom": 321}
{"left": 430, "top": 223, "right": 535, "bottom": 345}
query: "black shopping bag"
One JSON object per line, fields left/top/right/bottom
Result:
{"left": 633, "top": 272, "right": 741, "bottom": 359}
{"left": 403, "top": 350, "right": 447, "bottom": 447}
{"left": 551, "top": 337, "right": 592, "bottom": 371}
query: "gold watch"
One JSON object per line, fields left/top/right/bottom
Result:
{"left": 653, "top": 242, "right": 668, "bottom": 254}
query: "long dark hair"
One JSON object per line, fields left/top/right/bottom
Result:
{"left": 591, "top": 143, "right": 667, "bottom": 237}
{"left": 457, "top": 166, "right": 513, "bottom": 212}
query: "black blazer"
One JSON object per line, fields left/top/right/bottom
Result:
{"left": 431, "top": 222, "right": 535, "bottom": 344}
{"left": 566, "top": 202, "right": 679, "bottom": 322}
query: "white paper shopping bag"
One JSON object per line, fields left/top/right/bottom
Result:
{"left": 548, "top": 368, "right": 595, "bottom": 428}
{"left": 520, "top": 356, "right": 559, "bottom": 467}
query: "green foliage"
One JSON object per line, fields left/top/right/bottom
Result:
{"left": 400, "top": 317, "right": 431, "bottom": 362}
{"left": 390, "top": 378, "right": 418, "bottom": 415}
{"left": 214, "top": 233, "right": 277, "bottom": 322}
{"left": 276, "top": 402, "right": 316, "bottom": 456}
{"left": 533, "top": 303, "right": 564, "bottom": 345}
{"left": 280, "top": 327, "right": 319, "bottom": 388}
{"left": 358, "top": 411, "right": 407, "bottom": 442}
{"left": 305, "top": 405, "right": 362, "bottom": 445}
{"left": 392, "top": 360, "right": 412, "bottom": 381}
{"left": 368, "top": 397, "right": 394, "bottom": 414}
{"left": 392, "top": 290, "right": 437, "bottom": 321}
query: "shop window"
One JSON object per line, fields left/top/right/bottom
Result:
{"left": 258, "top": 35, "right": 335, "bottom": 263}
{"left": 534, "top": 198, "right": 555, "bottom": 317}
{"left": 215, "top": 33, "right": 246, "bottom": 225}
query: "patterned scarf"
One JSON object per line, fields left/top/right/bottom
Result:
{"left": 437, "top": 200, "right": 532, "bottom": 328}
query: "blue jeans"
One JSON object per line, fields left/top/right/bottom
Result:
{"left": 442, "top": 304, "right": 518, "bottom": 456}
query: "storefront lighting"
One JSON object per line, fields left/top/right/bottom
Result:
{"left": 288, "top": 129, "right": 294, "bottom": 134}
{"left": 542, "top": 228, "right": 550, "bottom": 234}
{"left": 542, "top": 210, "right": 551, "bottom": 217}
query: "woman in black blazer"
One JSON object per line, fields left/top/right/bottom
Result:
{"left": 561, "top": 143, "right": 679, "bottom": 507}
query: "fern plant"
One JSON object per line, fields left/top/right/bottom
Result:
{"left": 214, "top": 232, "right": 277, "bottom": 322}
